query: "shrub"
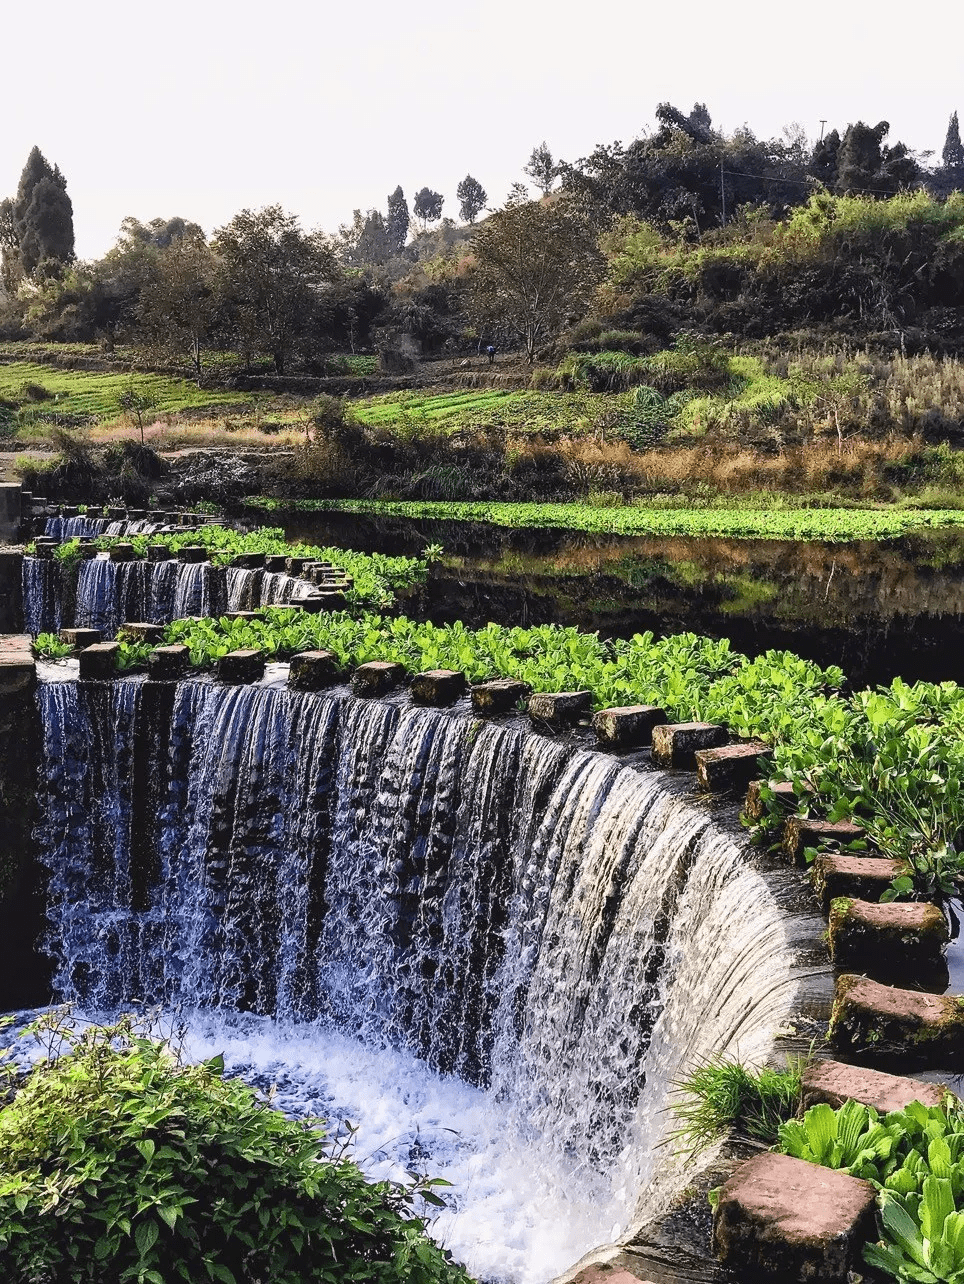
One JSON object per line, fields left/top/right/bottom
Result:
{"left": 19, "top": 380, "right": 54, "bottom": 402}
{"left": 0, "top": 1014, "right": 471, "bottom": 1284}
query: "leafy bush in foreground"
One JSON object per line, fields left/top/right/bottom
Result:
{"left": 0, "top": 1015, "right": 471, "bottom": 1284}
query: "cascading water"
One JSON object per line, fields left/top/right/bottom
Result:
{"left": 43, "top": 516, "right": 169, "bottom": 539}
{"left": 33, "top": 674, "right": 804, "bottom": 1283}
{"left": 32, "top": 558, "right": 309, "bottom": 638}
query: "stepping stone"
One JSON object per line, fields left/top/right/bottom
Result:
{"left": 651, "top": 721, "right": 726, "bottom": 769}
{"left": 591, "top": 704, "right": 666, "bottom": 750}
{"left": 352, "top": 661, "right": 405, "bottom": 697}
{"left": 829, "top": 974, "right": 964, "bottom": 1063}
{"left": 78, "top": 642, "right": 120, "bottom": 679}
{"left": 59, "top": 628, "right": 101, "bottom": 649}
{"left": 812, "top": 853, "right": 908, "bottom": 912}
{"left": 713, "top": 1151, "right": 876, "bottom": 1281}
{"left": 117, "top": 623, "right": 166, "bottom": 644}
{"left": 696, "top": 741, "right": 772, "bottom": 794}
{"left": 146, "top": 645, "right": 189, "bottom": 680}
{"left": 230, "top": 553, "right": 265, "bottom": 569}
{"left": 216, "top": 650, "right": 264, "bottom": 684}
{"left": 264, "top": 555, "right": 288, "bottom": 572}
{"left": 782, "top": 816, "right": 866, "bottom": 865}
{"left": 801, "top": 1058, "right": 950, "bottom": 1113}
{"left": 108, "top": 543, "right": 136, "bottom": 562}
{"left": 527, "top": 691, "right": 592, "bottom": 729}
{"left": 828, "top": 897, "right": 948, "bottom": 971}
{"left": 410, "top": 669, "right": 467, "bottom": 706}
{"left": 146, "top": 545, "right": 172, "bottom": 562}
{"left": 177, "top": 546, "right": 207, "bottom": 563}
{"left": 471, "top": 679, "right": 531, "bottom": 714}
{"left": 743, "top": 778, "right": 797, "bottom": 821}
{"left": 288, "top": 650, "right": 340, "bottom": 690}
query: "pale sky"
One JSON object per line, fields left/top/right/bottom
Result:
{"left": 5, "top": 0, "right": 961, "bottom": 259}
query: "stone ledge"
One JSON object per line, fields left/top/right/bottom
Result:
{"left": 147, "top": 645, "right": 190, "bottom": 681}
{"left": 696, "top": 741, "right": 772, "bottom": 795}
{"left": 712, "top": 1151, "right": 876, "bottom": 1281}
{"left": 177, "top": 546, "right": 208, "bottom": 564}
{"left": 651, "top": 722, "right": 726, "bottom": 770}
{"left": 828, "top": 898, "right": 948, "bottom": 971}
{"left": 59, "top": 628, "right": 102, "bottom": 650}
{"left": 812, "top": 854, "right": 908, "bottom": 913}
{"left": 591, "top": 705, "right": 666, "bottom": 751}
{"left": 743, "top": 780, "right": 797, "bottom": 820}
{"left": 782, "top": 817, "right": 866, "bottom": 865}
{"left": 108, "top": 543, "right": 136, "bottom": 562}
{"left": 801, "top": 1058, "right": 949, "bottom": 1113}
{"left": 117, "top": 623, "right": 166, "bottom": 645}
{"left": 829, "top": 974, "right": 964, "bottom": 1063}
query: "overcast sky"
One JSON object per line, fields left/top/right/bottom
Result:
{"left": 5, "top": 0, "right": 961, "bottom": 259}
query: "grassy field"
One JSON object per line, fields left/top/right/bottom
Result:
{"left": 351, "top": 388, "right": 617, "bottom": 435}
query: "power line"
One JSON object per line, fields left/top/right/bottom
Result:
{"left": 719, "top": 166, "right": 921, "bottom": 198}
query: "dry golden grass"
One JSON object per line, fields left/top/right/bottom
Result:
{"left": 85, "top": 416, "right": 304, "bottom": 450}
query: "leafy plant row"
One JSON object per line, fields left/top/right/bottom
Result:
{"left": 241, "top": 497, "right": 964, "bottom": 543}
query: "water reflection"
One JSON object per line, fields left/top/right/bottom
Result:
{"left": 282, "top": 513, "right": 964, "bottom": 688}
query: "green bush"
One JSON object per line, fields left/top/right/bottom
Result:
{"left": 0, "top": 1015, "right": 471, "bottom": 1284}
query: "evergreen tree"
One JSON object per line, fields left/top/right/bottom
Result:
{"left": 12, "top": 146, "right": 74, "bottom": 275}
{"left": 943, "top": 111, "right": 964, "bottom": 183}
{"left": 386, "top": 186, "right": 410, "bottom": 253}
{"left": 456, "top": 174, "right": 487, "bottom": 223}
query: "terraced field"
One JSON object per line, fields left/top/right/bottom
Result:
{"left": 0, "top": 362, "right": 249, "bottom": 423}
{"left": 354, "top": 389, "right": 519, "bottom": 427}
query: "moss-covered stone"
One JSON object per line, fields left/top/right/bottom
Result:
{"left": 829, "top": 974, "right": 964, "bottom": 1065}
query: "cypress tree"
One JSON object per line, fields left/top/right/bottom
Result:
{"left": 12, "top": 146, "right": 74, "bottom": 275}
{"left": 943, "top": 111, "right": 964, "bottom": 181}
{"left": 386, "top": 186, "right": 409, "bottom": 253}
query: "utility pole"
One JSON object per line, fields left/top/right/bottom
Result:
{"left": 720, "top": 160, "right": 726, "bottom": 226}
{"left": 819, "top": 119, "right": 827, "bottom": 142}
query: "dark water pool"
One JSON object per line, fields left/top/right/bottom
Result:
{"left": 282, "top": 512, "right": 964, "bottom": 689}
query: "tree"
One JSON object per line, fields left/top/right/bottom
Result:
{"left": 12, "top": 147, "right": 74, "bottom": 276}
{"left": 136, "top": 232, "right": 222, "bottom": 376}
{"left": 117, "top": 373, "right": 160, "bottom": 445}
{"left": 386, "top": 186, "right": 410, "bottom": 253}
{"left": 836, "top": 121, "right": 920, "bottom": 195}
{"left": 943, "top": 112, "right": 964, "bottom": 188}
{"left": 213, "top": 205, "right": 338, "bottom": 374}
{"left": 524, "top": 142, "right": 557, "bottom": 196}
{"left": 470, "top": 192, "right": 603, "bottom": 362}
{"left": 456, "top": 174, "right": 487, "bottom": 223}
{"left": 413, "top": 187, "right": 444, "bottom": 231}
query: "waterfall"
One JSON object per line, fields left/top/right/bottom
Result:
{"left": 22, "top": 556, "right": 62, "bottom": 634}
{"left": 33, "top": 675, "right": 803, "bottom": 1282}
{"left": 44, "top": 515, "right": 111, "bottom": 539}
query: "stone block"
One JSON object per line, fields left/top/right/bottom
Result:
{"left": 829, "top": 974, "right": 964, "bottom": 1062}
{"left": 410, "top": 669, "right": 467, "bottom": 706}
{"left": 352, "top": 661, "right": 405, "bottom": 697}
{"left": 651, "top": 721, "right": 726, "bottom": 769}
{"left": 230, "top": 553, "right": 265, "bottom": 569}
{"left": 105, "top": 506, "right": 126, "bottom": 520}
{"left": 264, "top": 555, "right": 289, "bottom": 572}
{"left": 285, "top": 556, "right": 308, "bottom": 575}
{"left": 0, "top": 484, "right": 21, "bottom": 541}
{"left": 470, "top": 679, "right": 531, "bottom": 715}
{"left": 177, "top": 545, "right": 208, "bottom": 563}
{"left": 59, "top": 628, "right": 102, "bottom": 649}
{"left": 696, "top": 741, "right": 773, "bottom": 794}
{"left": 288, "top": 650, "right": 341, "bottom": 690}
{"left": 783, "top": 817, "right": 866, "bottom": 865}
{"left": 0, "top": 551, "right": 24, "bottom": 633}
{"left": 32, "top": 543, "right": 55, "bottom": 560}
{"left": 147, "top": 645, "right": 190, "bottom": 680}
{"left": 743, "top": 778, "right": 797, "bottom": 821}
{"left": 712, "top": 1151, "right": 876, "bottom": 1281}
{"left": 108, "top": 542, "right": 137, "bottom": 562}
{"left": 146, "top": 544, "right": 172, "bottom": 562}
{"left": 127, "top": 509, "right": 146, "bottom": 520}
{"left": 116, "top": 623, "right": 165, "bottom": 644}
{"left": 812, "top": 854, "right": 909, "bottom": 913}
{"left": 78, "top": 642, "right": 120, "bottom": 679}
{"left": 301, "top": 591, "right": 347, "bottom": 613}
{"left": 0, "top": 651, "right": 36, "bottom": 698}
{"left": 592, "top": 704, "right": 666, "bottom": 750}
{"left": 828, "top": 897, "right": 948, "bottom": 971}
{"left": 217, "top": 649, "right": 264, "bottom": 684}
{"left": 801, "top": 1058, "right": 949, "bottom": 1114}
{"left": 225, "top": 610, "right": 262, "bottom": 622}
{"left": 527, "top": 690, "right": 593, "bottom": 729}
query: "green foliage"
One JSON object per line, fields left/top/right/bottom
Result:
{"left": 774, "top": 1099, "right": 964, "bottom": 1282}
{"left": 242, "top": 497, "right": 964, "bottom": 543}
{"left": 0, "top": 1014, "right": 471, "bottom": 1284}
{"left": 671, "top": 1055, "right": 805, "bottom": 1152}
{"left": 32, "top": 632, "right": 72, "bottom": 660}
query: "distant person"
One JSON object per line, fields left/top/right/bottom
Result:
{"left": 486, "top": 344, "right": 496, "bottom": 364}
